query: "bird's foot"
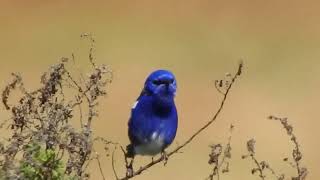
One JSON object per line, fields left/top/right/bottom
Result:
{"left": 161, "top": 150, "right": 169, "bottom": 166}
{"left": 126, "top": 158, "right": 134, "bottom": 177}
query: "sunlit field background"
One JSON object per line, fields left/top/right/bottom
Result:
{"left": 1, "top": 0, "right": 319, "bottom": 179}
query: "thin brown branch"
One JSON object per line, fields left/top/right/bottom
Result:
{"left": 242, "top": 139, "right": 266, "bottom": 180}
{"left": 112, "top": 147, "right": 119, "bottom": 180}
{"left": 250, "top": 154, "right": 265, "bottom": 180}
{"left": 96, "top": 153, "right": 106, "bottom": 180}
{"left": 118, "top": 62, "right": 243, "bottom": 180}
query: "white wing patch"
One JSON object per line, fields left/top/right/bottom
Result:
{"left": 151, "top": 132, "right": 158, "bottom": 140}
{"left": 132, "top": 101, "right": 139, "bottom": 109}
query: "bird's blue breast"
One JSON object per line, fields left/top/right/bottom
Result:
{"left": 128, "top": 95, "right": 178, "bottom": 155}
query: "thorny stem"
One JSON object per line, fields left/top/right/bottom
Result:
{"left": 116, "top": 62, "right": 243, "bottom": 180}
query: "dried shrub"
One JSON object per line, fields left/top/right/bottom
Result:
{"left": 206, "top": 125, "right": 234, "bottom": 180}
{"left": 0, "top": 34, "right": 112, "bottom": 179}
{"left": 242, "top": 116, "right": 308, "bottom": 180}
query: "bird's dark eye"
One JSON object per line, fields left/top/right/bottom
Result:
{"left": 152, "top": 79, "right": 174, "bottom": 85}
{"left": 152, "top": 80, "right": 162, "bottom": 85}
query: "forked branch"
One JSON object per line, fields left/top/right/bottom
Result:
{"left": 115, "top": 62, "right": 243, "bottom": 180}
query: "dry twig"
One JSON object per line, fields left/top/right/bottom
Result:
{"left": 115, "top": 62, "right": 243, "bottom": 180}
{"left": 242, "top": 116, "right": 307, "bottom": 180}
{"left": 206, "top": 124, "right": 234, "bottom": 180}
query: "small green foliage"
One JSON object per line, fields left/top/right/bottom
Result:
{"left": 20, "top": 143, "right": 65, "bottom": 180}
{"left": 0, "top": 168, "right": 4, "bottom": 179}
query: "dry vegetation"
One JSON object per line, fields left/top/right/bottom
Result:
{"left": 0, "top": 34, "right": 113, "bottom": 179}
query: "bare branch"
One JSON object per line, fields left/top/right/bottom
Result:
{"left": 118, "top": 62, "right": 243, "bottom": 180}
{"left": 96, "top": 153, "right": 106, "bottom": 180}
{"left": 112, "top": 147, "right": 119, "bottom": 180}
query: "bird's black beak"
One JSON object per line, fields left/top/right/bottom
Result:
{"left": 163, "top": 80, "right": 171, "bottom": 89}
{"left": 166, "top": 83, "right": 170, "bottom": 91}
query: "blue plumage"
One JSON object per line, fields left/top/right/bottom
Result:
{"left": 127, "top": 70, "right": 178, "bottom": 157}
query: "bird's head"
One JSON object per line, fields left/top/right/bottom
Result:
{"left": 144, "top": 70, "right": 177, "bottom": 99}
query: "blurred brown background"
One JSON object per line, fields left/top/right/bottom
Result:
{"left": 0, "top": 0, "right": 319, "bottom": 179}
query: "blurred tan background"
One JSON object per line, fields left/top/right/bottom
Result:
{"left": 0, "top": 0, "right": 319, "bottom": 179}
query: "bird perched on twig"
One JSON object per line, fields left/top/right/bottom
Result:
{"left": 127, "top": 70, "right": 178, "bottom": 159}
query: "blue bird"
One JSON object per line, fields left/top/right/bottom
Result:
{"left": 127, "top": 70, "right": 178, "bottom": 158}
